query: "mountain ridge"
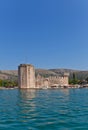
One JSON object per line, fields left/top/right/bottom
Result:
{"left": 0, "top": 68, "right": 88, "bottom": 80}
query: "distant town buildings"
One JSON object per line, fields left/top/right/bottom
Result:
{"left": 18, "top": 64, "right": 69, "bottom": 89}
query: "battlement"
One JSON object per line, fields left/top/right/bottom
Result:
{"left": 64, "top": 73, "right": 69, "bottom": 77}
{"left": 19, "top": 64, "right": 34, "bottom": 67}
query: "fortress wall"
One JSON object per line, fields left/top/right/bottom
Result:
{"left": 18, "top": 64, "right": 69, "bottom": 88}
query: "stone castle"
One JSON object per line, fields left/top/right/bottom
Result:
{"left": 18, "top": 64, "right": 69, "bottom": 89}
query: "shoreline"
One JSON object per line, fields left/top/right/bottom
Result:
{"left": 0, "top": 86, "right": 88, "bottom": 90}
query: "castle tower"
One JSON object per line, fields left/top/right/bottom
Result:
{"left": 18, "top": 64, "right": 35, "bottom": 88}
{"left": 63, "top": 73, "right": 69, "bottom": 86}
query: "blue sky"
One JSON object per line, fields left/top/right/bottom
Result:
{"left": 0, "top": 0, "right": 88, "bottom": 70}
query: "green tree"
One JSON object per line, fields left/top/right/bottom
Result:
{"left": 85, "top": 77, "right": 88, "bottom": 83}
{"left": 69, "top": 73, "right": 79, "bottom": 84}
{"left": 0, "top": 79, "right": 3, "bottom": 87}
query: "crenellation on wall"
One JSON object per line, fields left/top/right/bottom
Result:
{"left": 35, "top": 73, "right": 69, "bottom": 88}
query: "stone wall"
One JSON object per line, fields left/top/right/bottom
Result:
{"left": 18, "top": 64, "right": 35, "bottom": 88}
{"left": 35, "top": 74, "right": 69, "bottom": 88}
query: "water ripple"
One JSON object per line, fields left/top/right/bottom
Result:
{"left": 0, "top": 88, "right": 88, "bottom": 129}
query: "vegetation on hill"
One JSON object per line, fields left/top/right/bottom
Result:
{"left": 0, "top": 79, "right": 18, "bottom": 88}
{"left": 0, "top": 70, "right": 18, "bottom": 87}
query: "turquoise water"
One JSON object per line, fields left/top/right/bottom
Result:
{"left": 0, "top": 88, "right": 88, "bottom": 130}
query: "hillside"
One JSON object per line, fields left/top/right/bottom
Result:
{"left": 49, "top": 69, "right": 88, "bottom": 80}
{"left": 0, "top": 70, "right": 18, "bottom": 80}
{"left": 0, "top": 69, "right": 88, "bottom": 81}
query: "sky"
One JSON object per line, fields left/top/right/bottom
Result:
{"left": 0, "top": 0, "right": 88, "bottom": 70}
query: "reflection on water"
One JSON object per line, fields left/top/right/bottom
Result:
{"left": 59, "top": 88, "right": 69, "bottom": 95}
{"left": 0, "top": 88, "right": 88, "bottom": 130}
{"left": 18, "top": 89, "right": 37, "bottom": 123}
{"left": 19, "top": 89, "right": 36, "bottom": 99}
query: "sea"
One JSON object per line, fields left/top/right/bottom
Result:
{"left": 0, "top": 88, "right": 88, "bottom": 130}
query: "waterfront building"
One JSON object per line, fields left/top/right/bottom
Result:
{"left": 36, "top": 74, "right": 69, "bottom": 88}
{"left": 18, "top": 64, "right": 69, "bottom": 89}
{"left": 18, "top": 64, "right": 35, "bottom": 88}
